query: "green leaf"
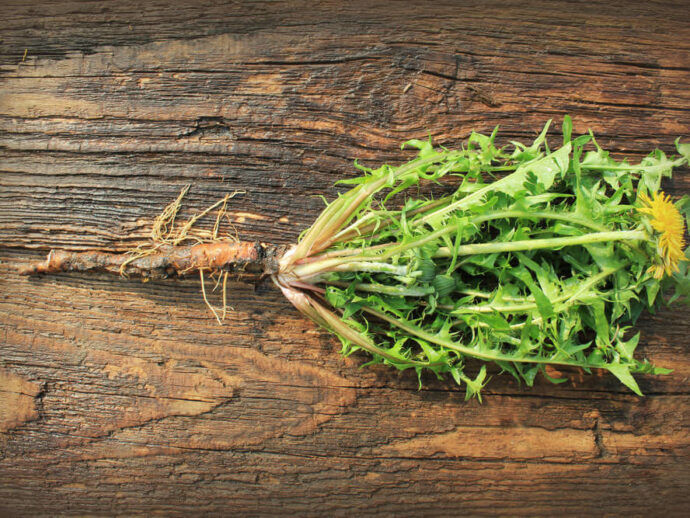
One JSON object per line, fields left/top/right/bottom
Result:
{"left": 498, "top": 144, "right": 571, "bottom": 197}
{"left": 510, "top": 266, "right": 555, "bottom": 320}
{"left": 562, "top": 115, "right": 572, "bottom": 146}
{"left": 402, "top": 137, "right": 435, "bottom": 158}
{"left": 590, "top": 300, "right": 611, "bottom": 349}
{"left": 645, "top": 280, "right": 660, "bottom": 307}
{"left": 615, "top": 331, "right": 640, "bottom": 361}
{"left": 463, "top": 366, "right": 488, "bottom": 402}
{"left": 541, "top": 367, "right": 567, "bottom": 385}
{"left": 432, "top": 274, "right": 456, "bottom": 298}
{"left": 675, "top": 138, "right": 690, "bottom": 163}
{"left": 515, "top": 363, "right": 539, "bottom": 386}
{"left": 478, "top": 313, "right": 511, "bottom": 331}
{"left": 607, "top": 364, "right": 643, "bottom": 396}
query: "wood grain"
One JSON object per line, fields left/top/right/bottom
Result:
{"left": 1, "top": 1, "right": 689, "bottom": 515}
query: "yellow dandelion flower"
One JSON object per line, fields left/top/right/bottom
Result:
{"left": 638, "top": 191, "right": 687, "bottom": 279}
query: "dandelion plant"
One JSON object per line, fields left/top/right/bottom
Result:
{"left": 23, "top": 117, "right": 690, "bottom": 399}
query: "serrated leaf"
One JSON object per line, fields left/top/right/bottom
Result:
{"left": 615, "top": 332, "right": 640, "bottom": 361}
{"left": 478, "top": 313, "right": 511, "bottom": 331}
{"left": 285, "top": 117, "right": 686, "bottom": 399}
{"left": 590, "top": 300, "right": 611, "bottom": 349}
{"left": 607, "top": 364, "right": 643, "bottom": 396}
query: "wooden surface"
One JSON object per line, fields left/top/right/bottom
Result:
{"left": 1, "top": 1, "right": 689, "bottom": 515}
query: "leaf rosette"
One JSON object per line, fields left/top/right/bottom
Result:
{"left": 275, "top": 117, "right": 690, "bottom": 399}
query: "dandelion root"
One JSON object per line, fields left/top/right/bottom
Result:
{"left": 19, "top": 241, "right": 283, "bottom": 279}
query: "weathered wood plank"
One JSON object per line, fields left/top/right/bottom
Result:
{"left": 1, "top": 0, "right": 689, "bottom": 515}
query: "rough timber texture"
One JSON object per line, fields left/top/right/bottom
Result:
{"left": 1, "top": 1, "right": 689, "bottom": 515}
